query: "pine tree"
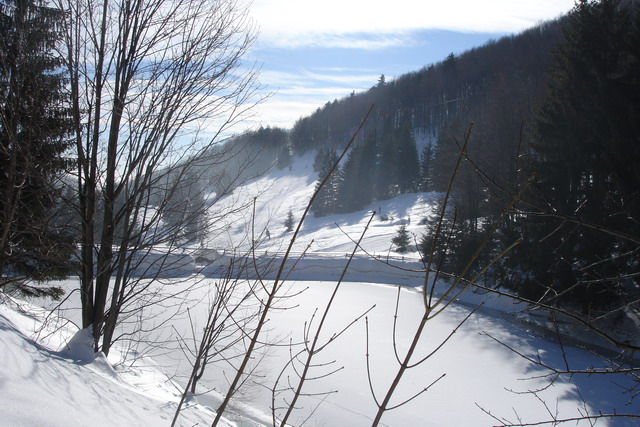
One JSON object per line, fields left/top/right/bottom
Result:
{"left": 374, "top": 122, "right": 398, "bottom": 200}
{"left": 419, "top": 141, "right": 434, "bottom": 191}
{"left": 313, "top": 148, "right": 330, "bottom": 173}
{"left": 0, "top": 0, "right": 74, "bottom": 295}
{"left": 275, "top": 141, "right": 292, "bottom": 169}
{"left": 508, "top": 0, "right": 640, "bottom": 311}
{"left": 393, "top": 114, "right": 420, "bottom": 193}
{"left": 161, "top": 172, "right": 206, "bottom": 245}
{"left": 392, "top": 225, "right": 411, "bottom": 253}
{"left": 284, "top": 209, "right": 295, "bottom": 232}
{"left": 338, "top": 135, "right": 376, "bottom": 212}
{"left": 311, "top": 149, "right": 341, "bottom": 216}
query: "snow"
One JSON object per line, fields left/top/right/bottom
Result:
{"left": 173, "top": 280, "right": 636, "bottom": 426}
{"left": 203, "top": 150, "right": 437, "bottom": 257}
{"left": 1, "top": 152, "right": 638, "bottom": 426}
{"left": 0, "top": 297, "right": 219, "bottom": 427}
{"left": 59, "top": 326, "right": 97, "bottom": 363}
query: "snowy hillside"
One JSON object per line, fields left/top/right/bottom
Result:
{"left": 0, "top": 297, "right": 218, "bottom": 427}
{"left": 2, "top": 280, "right": 636, "bottom": 426}
{"left": 204, "top": 151, "right": 438, "bottom": 257}
{"left": 2, "top": 152, "right": 638, "bottom": 426}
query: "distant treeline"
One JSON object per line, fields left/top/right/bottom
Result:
{"left": 229, "top": 0, "right": 640, "bottom": 315}
{"left": 235, "top": 10, "right": 566, "bottom": 212}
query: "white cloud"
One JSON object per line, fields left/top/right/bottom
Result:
{"left": 241, "top": 0, "right": 578, "bottom": 131}
{"left": 251, "top": 0, "right": 575, "bottom": 49}
{"left": 262, "top": 32, "right": 416, "bottom": 50}
{"left": 250, "top": 68, "right": 377, "bottom": 129}
{"left": 248, "top": 99, "right": 324, "bottom": 128}
{"left": 259, "top": 68, "right": 378, "bottom": 93}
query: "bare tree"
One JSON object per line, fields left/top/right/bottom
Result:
{"left": 201, "top": 120, "right": 637, "bottom": 426}
{"left": 208, "top": 105, "right": 375, "bottom": 426}
{"left": 170, "top": 255, "right": 263, "bottom": 426}
{"left": 172, "top": 199, "right": 308, "bottom": 426}
{"left": 424, "top": 126, "right": 640, "bottom": 425}
{"left": 340, "top": 125, "right": 533, "bottom": 426}
{"left": 53, "top": 0, "right": 263, "bottom": 355}
{"left": 271, "top": 212, "right": 376, "bottom": 426}
{"left": 438, "top": 118, "right": 640, "bottom": 425}
{"left": 364, "top": 126, "right": 480, "bottom": 425}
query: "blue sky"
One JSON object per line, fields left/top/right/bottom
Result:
{"left": 244, "top": 0, "right": 575, "bottom": 130}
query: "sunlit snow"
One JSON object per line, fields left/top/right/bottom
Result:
{"left": 1, "top": 152, "right": 636, "bottom": 426}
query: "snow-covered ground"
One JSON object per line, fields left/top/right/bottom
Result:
{"left": 0, "top": 296, "right": 217, "bottom": 427}
{"left": 1, "top": 152, "right": 638, "bottom": 426}
{"left": 204, "top": 150, "right": 438, "bottom": 257}
{"left": 2, "top": 278, "right": 636, "bottom": 426}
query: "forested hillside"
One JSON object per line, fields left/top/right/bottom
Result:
{"left": 2, "top": 1, "right": 639, "bottom": 425}
{"left": 233, "top": 0, "right": 640, "bottom": 317}
{"left": 240, "top": 14, "right": 567, "bottom": 215}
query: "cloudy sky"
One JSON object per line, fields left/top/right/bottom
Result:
{"left": 244, "top": 0, "right": 575, "bottom": 130}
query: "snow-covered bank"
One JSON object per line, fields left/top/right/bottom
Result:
{"left": 9, "top": 276, "right": 635, "bottom": 426}
{"left": 198, "top": 249, "right": 426, "bottom": 286}
{"left": 3, "top": 151, "right": 638, "bottom": 426}
{"left": 184, "top": 280, "right": 637, "bottom": 427}
{"left": 0, "top": 296, "right": 218, "bottom": 427}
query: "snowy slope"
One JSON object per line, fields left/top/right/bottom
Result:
{"left": 254, "top": 280, "right": 637, "bottom": 426}
{"left": 204, "top": 151, "right": 437, "bottom": 258}
{"left": 0, "top": 297, "right": 218, "bottom": 426}
{"left": 3, "top": 280, "right": 636, "bottom": 427}
{"left": 2, "top": 152, "right": 638, "bottom": 426}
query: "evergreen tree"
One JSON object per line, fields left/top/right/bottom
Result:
{"left": 392, "top": 224, "right": 411, "bottom": 253}
{"left": 284, "top": 209, "right": 295, "bottom": 232}
{"left": 535, "top": 0, "right": 639, "bottom": 218}
{"left": 313, "top": 147, "right": 331, "bottom": 173}
{"left": 373, "top": 125, "right": 397, "bottom": 200}
{"left": 338, "top": 134, "right": 377, "bottom": 212}
{"left": 418, "top": 210, "right": 455, "bottom": 269}
{"left": 419, "top": 141, "right": 434, "bottom": 192}
{"left": 507, "top": 0, "right": 640, "bottom": 312}
{"left": 0, "top": 0, "right": 74, "bottom": 295}
{"left": 311, "top": 149, "right": 341, "bottom": 216}
{"left": 161, "top": 172, "right": 207, "bottom": 245}
{"left": 275, "top": 140, "right": 292, "bottom": 169}
{"left": 393, "top": 114, "right": 420, "bottom": 193}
